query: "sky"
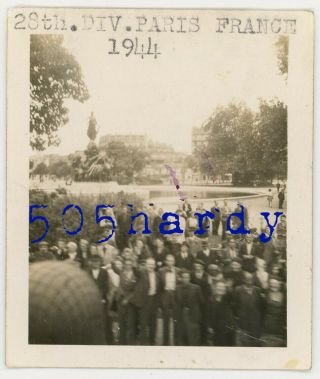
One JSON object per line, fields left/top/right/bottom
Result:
{"left": 41, "top": 29, "right": 287, "bottom": 156}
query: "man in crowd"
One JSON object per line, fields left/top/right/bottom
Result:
{"left": 79, "top": 238, "right": 90, "bottom": 269}
{"left": 53, "top": 237, "right": 68, "bottom": 261}
{"left": 87, "top": 254, "right": 113, "bottom": 344}
{"left": 233, "top": 272, "right": 264, "bottom": 346}
{"left": 190, "top": 259, "right": 211, "bottom": 344}
{"left": 278, "top": 188, "right": 285, "bottom": 209}
{"left": 210, "top": 200, "right": 221, "bottom": 236}
{"left": 176, "top": 270, "right": 203, "bottom": 346}
{"left": 118, "top": 258, "right": 139, "bottom": 345}
{"left": 196, "top": 239, "right": 220, "bottom": 266}
{"left": 152, "top": 237, "right": 169, "bottom": 270}
{"left": 159, "top": 254, "right": 180, "bottom": 345}
{"left": 220, "top": 200, "right": 231, "bottom": 240}
{"left": 221, "top": 237, "right": 239, "bottom": 271}
{"left": 29, "top": 241, "right": 55, "bottom": 262}
{"left": 134, "top": 257, "right": 160, "bottom": 345}
{"left": 175, "top": 241, "right": 194, "bottom": 270}
{"left": 239, "top": 234, "right": 261, "bottom": 273}
{"left": 29, "top": 197, "right": 287, "bottom": 347}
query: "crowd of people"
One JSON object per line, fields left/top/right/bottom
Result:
{"left": 29, "top": 197, "right": 287, "bottom": 347}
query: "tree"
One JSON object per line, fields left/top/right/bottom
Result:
{"left": 274, "top": 36, "right": 288, "bottom": 79}
{"left": 103, "top": 141, "right": 148, "bottom": 183}
{"left": 190, "top": 100, "right": 287, "bottom": 185}
{"left": 48, "top": 160, "right": 74, "bottom": 179}
{"left": 30, "top": 35, "right": 89, "bottom": 151}
{"left": 255, "top": 99, "right": 287, "bottom": 180}
{"left": 33, "top": 162, "right": 48, "bottom": 176}
{"left": 199, "top": 103, "right": 257, "bottom": 184}
{"left": 82, "top": 141, "right": 148, "bottom": 183}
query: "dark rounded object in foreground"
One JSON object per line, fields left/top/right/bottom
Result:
{"left": 29, "top": 261, "right": 106, "bottom": 345}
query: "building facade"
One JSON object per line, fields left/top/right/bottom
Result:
{"left": 99, "top": 134, "right": 148, "bottom": 149}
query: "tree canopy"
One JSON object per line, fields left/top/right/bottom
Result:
{"left": 48, "top": 160, "right": 74, "bottom": 178}
{"left": 32, "top": 162, "right": 49, "bottom": 176}
{"left": 274, "top": 35, "right": 288, "bottom": 78}
{"left": 30, "top": 35, "right": 89, "bottom": 151}
{"left": 193, "top": 100, "right": 287, "bottom": 185}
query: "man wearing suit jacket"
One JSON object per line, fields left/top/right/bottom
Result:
{"left": 196, "top": 239, "right": 220, "bottom": 267}
{"left": 221, "top": 238, "right": 239, "bottom": 272}
{"left": 233, "top": 272, "right": 264, "bottom": 346}
{"left": 176, "top": 270, "right": 204, "bottom": 346}
{"left": 131, "top": 258, "right": 161, "bottom": 345}
{"left": 87, "top": 254, "right": 112, "bottom": 344}
{"left": 239, "top": 234, "right": 261, "bottom": 273}
{"left": 151, "top": 237, "right": 170, "bottom": 270}
{"left": 87, "top": 255, "right": 109, "bottom": 300}
{"left": 191, "top": 259, "right": 211, "bottom": 345}
{"left": 159, "top": 254, "right": 181, "bottom": 345}
{"left": 175, "top": 242, "right": 194, "bottom": 270}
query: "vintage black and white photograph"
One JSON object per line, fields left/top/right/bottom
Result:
{"left": 6, "top": 8, "right": 313, "bottom": 369}
{"left": 28, "top": 24, "right": 288, "bottom": 348}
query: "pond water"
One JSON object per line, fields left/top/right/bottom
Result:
{"left": 149, "top": 190, "right": 253, "bottom": 200}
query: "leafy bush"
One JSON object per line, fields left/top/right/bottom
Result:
{"left": 29, "top": 189, "right": 142, "bottom": 247}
